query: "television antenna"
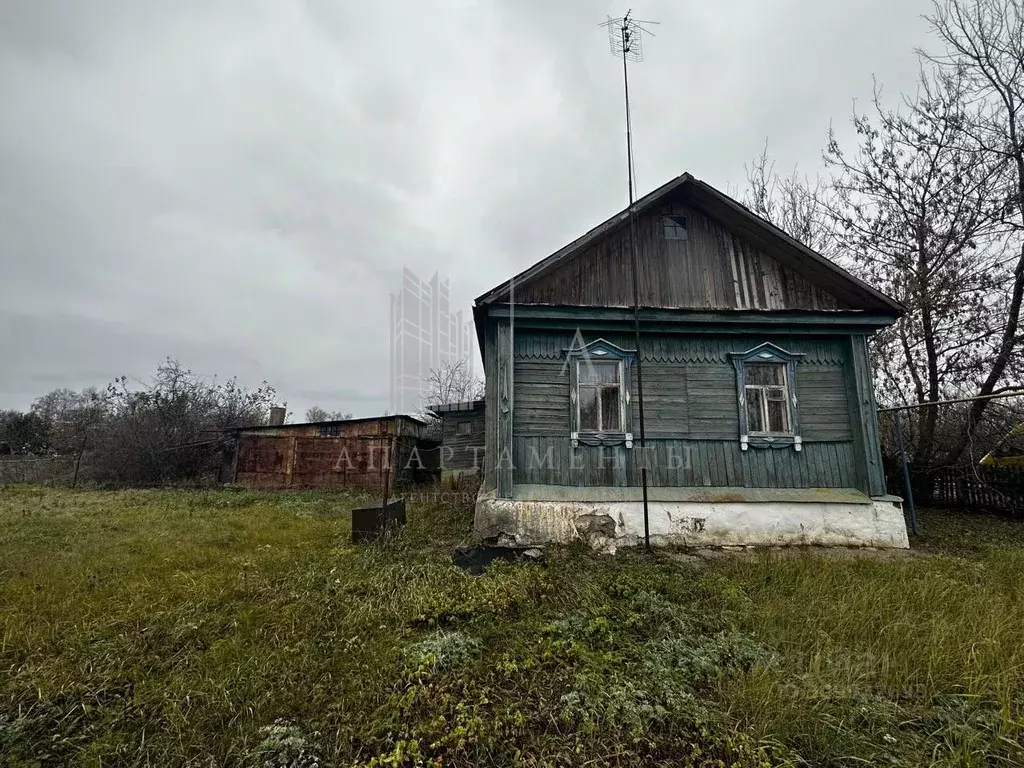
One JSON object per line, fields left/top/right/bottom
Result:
{"left": 600, "top": 10, "right": 659, "bottom": 550}
{"left": 600, "top": 11, "right": 659, "bottom": 202}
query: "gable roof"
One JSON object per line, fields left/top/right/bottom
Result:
{"left": 475, "top": 172, "right": 903, "bottom": 315}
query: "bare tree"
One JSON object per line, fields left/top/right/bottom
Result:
{"left": 922, "top": 0, "right": 1024, "bottom": 462}
{"left": 89, "top": 359, "right": 280, "bottom": 486}
{"left": 825, "top": 69, "right": 1010, "bottom": 467}
{"left": 423, "top": 359, "right": 484, "bottom": 407}
{"left": 744, "top": 143, "right": 838, "bottom": 258}
{"left": 305, "top": 406, "right": 353, "bottom": 422}
{"left": 31, "top": 387, "right": 107, "bottom": 455}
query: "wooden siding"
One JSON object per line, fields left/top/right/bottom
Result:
{"left": 511, "top": 203, "right": 850, "bottom": 311}
{"left": 441, "top": 409, "right": 486, "bottom": 471}
{"left": 510, "top": 330, "right": 858, "bottom": 490}
{"left": 235, "top": 434, "right": 439, "bottom": 490}
{"left": 513, "top": 436, "right": 858, "bottom": 489}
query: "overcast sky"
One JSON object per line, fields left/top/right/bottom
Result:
{"left": 0, "top": 0, "right": 935, "bottom": 419}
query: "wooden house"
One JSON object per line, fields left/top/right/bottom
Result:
{"left": 473, "top": 173, "right": 908, "bottom": 550}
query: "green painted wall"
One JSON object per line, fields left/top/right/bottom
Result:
{"left": 509, "top": 329, "right": 862, "bottom": 491}
{"left": 513, "top": 436, "right": 858, "bottom": 488}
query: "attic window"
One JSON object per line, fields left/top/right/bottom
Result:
{"left": 663, "top": 215, "right": 689, "bottom": 241}
{"left": 456, "top": 420, "right": 472, "bottom": 436}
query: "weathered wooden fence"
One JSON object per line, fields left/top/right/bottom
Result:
{"left": 921, "top": 466, "right": 1024, "bottom": 517}
{"left": 0, "top": 457, "right": 76, "bottom": 485}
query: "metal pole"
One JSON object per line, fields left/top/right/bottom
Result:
{"left": 72, "top": 430, "right": 86, "bottom": 489}
{"left": 509, "top": 275, "right": 514, "bottom": 496}
{"left": 621, "top": 21, "right": 650, "bottom": 551}
{"left": 893, "top": 410, "right": 918, "bottom": 536}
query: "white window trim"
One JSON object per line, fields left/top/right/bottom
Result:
{"left": 730, "top": 343, "right": 804, "bottom": 452}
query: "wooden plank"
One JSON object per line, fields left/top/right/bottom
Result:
{"left": 727, "top": 441, "right": 743, "bottom": 486}
{"left": 758, "top": 450, "right": 772, "bottom": 488}
{"left": 829, "top": 443, "right": 843, "bottom": 487}
{"left": 825, "top": 444, "right": 840, "bottom": 487}
{"left": 711, "top": 441, "right": 729, "bottom": 486}
{"left": 745, "top": 450, "right": 759, "bottom": 487}
{"left": 849, "top": 335, "right": 886, "bottom": 496}
{"left": 773, "top": 448, "right": 793, "bottom": 487}
{"left": 804, "top": 444, "right": 823, "bottom": 487}
{"left": 699, "top": 442, "right": 713, "bottom": 486}
{"left": 833, "top": 444, "right": 848, "bottom": 487}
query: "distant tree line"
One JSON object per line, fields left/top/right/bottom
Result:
{"left": 0, "top": 355, "right": 478, "bottom": 487}
{"left": 744, "top": 0, "right": 1024, "bottom": 471}
{"left": 0, "top": 359, "right": 282, "bottom": 486}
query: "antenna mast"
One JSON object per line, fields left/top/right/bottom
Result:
{"left": 601, "top": 10, "right": 658, "bottom": 551}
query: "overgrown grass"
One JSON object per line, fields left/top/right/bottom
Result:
{"left": 1, "top": 488, "right": 1021, "bottom": 767}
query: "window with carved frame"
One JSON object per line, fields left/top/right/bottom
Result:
{"left": 577, "top": 358, "right": 624, "bottom": 433}
{"left": 730, "top": 343, "right": 803, "bottom": 450}
{"left": 564, "top": 338, "right": 635, "bottom": 445}
{"left": 744, "top": 362, "right": 791, "bottom": 435}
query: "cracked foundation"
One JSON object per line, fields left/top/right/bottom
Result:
{"left": 475, "top": 486, "right": 909, "bottom": 553}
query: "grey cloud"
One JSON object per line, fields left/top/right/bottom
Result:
{"left": 2, "top": 0, "right": 934, "bottom": 418}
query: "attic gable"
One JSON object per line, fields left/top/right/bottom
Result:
{"left": 477, "top": 174, "right": 902, "bottom": 315}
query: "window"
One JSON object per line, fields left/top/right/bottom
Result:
{"left": 578, "top": 359, "right": 623, "bottom": 433}
{"left": 456, "top": 420, "right": 472, "bottom": 436}
{"left": 564, "top": 338, "right": 635, "bottom": 445}
{"left": 730, "top": 342, "right": 804, "bottom": 450}
{"left": 663, "top": 215, "right": 689, "bottom": 241}
{"left": 318, "top": 423, "right": 341, "bottom": 437}
{"left": 744, "top": 363, "right": 790, "bottom": 434}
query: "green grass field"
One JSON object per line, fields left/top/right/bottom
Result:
{"left": 1, "top": 486, "right": 1022, "bottom": 767}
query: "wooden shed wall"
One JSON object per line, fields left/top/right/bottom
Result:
{"left": 234, "top": 417, "right": 439, "bottom": 490}
{"left": 441, "top": 409, "right": 486, "bottom": 471}
{"left": 510, "top": 330, "right": 860, "bottom": 490}
{"left": 512, "top": 202, "right": 849, "bottom": 311}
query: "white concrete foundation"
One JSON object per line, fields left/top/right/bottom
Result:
{"left": 475, "top": 487, "right": 909, "bottom": 552}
